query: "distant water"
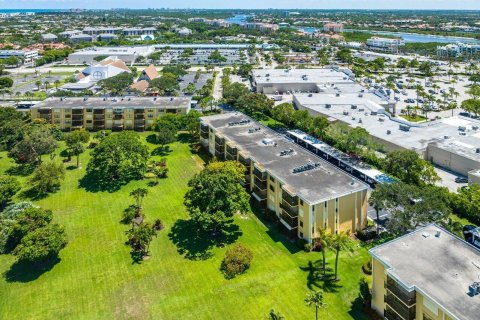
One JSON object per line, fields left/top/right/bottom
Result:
{"left": 344, "top": 29, "right": 480, "bottom": 44}
{"left": 226, "top": 14, "right": 249, "bottom": 26}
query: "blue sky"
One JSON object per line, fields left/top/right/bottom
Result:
{"left": 2, "top": 0, "right": 480, "bottom": 10}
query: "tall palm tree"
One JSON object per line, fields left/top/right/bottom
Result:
{"left": 415, "top": 84, "right": 424, "bottom": 108}
{"left": 315, "top": 228, "right": 331, "bottom": 277}
{"left": 305, "top": 290, "right": 326, "bottom": 320}
{"left": 54, "top": 80, "right": 60, "bottom": 89}
{"left": 130, "top": 188, "right": 149, "bottom": 208}
{"left": 329, "top": 230, "right": 354, "bottom": 281}
{"left": 439, "top": 218, "right": 463, "bottom": 237}
{"left": 44, "top": 81, "right": 50, "bottom": 90}
{"left": 35, "top": 80, "right": 41, "bottom": 91}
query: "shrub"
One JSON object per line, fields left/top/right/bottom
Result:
{"left": 362, "top": 260, "right": 372, "bottom": 275}
{"left": 304, "top": 243, "right": 313, "bottom": 252}
{"left": 295, "top": 238, "right": 308, "bottom": 250}
{"left": 221, "top": 244, "right": 253, "bottom": 279}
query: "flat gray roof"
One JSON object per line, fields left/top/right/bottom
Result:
{"left": 295, "top": 94, "right": 480, "bottom": 158}
{"left": 370, "top": 224, "right": 480, "bottom": 320}
{"left": 32, "top": 97, "right": 191, "bottom": 109}
{"left": 252, "top": 68, "right": 354, "bottom": 85}
{"left": 201, "top": 112, "right": 368, "bottom": 204}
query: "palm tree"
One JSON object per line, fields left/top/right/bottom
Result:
{"left": 315, "top": 228, "right": 331, "bottom": 277}
{"left": 415, "top": 84, "right": 424, "bottom": 108}
{"left": 54, "top": 80, "right": 60, "bottom": 89}
{"left": 44, "top": 81, "right": 50, "bottom": 90}
{"left": 268, "top": 309, "right": 285, "bottom": 320}
{"left": 130, "top": 188, "right": 149, "bottom": 208}
{"left": 305, "top": 290, "right": 326, "bottom": 320}
{"left": 25, "top": 91, "right": 33, "bottom": 101}
{"left": 329, "top": 230, "right": 354, "bottom": 281}
{"left": 15, "top": 91, "right": 21, "bottom": 101}
{"left": 439, "top": 218, "right": 463, "bottom": 237}
{"left": 35, "top": 80, "right": 41, "bottom": 91}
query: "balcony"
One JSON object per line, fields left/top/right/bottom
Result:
{"left": 281, "top": 200, "right": 298, "bottom": 216}
{"left": 280, "top": 210, "right": 298, "bottom": 229}
{"left": 200, "top": 130, "right": 209, "bottom": 139}
{"left": 253, "top": 167, "right": 267, "bottom": 181}
{"left": 134, "top": 114, "right": 145, "bottom": 120}
{"left": 226, "top": 152, "right": 237, "bottom": 161}
{"left": 254, "top": 176, "right": 267, "bottom": 191}
{"left": 386, "top": 277, "right": 416, "bottom": 306}
{"left": 239, "top": 154, "right": 250, "bottom": 167}
{"left": 214, "top": 150, "right": 225, "bottom": 159}
{"left": 384, "top": 307, "right": 404, "bottom": 320}
{"left": 72, "top": 109, "right": 83, "bottom": 115}
{"left": 252, "top": 185, "right": 267, "bottom": 199}
{"left": 385, "top": 294, "right": 416, "bottom": 320}
{"left": 94, "top": 114, "right": 104, "bottom": 120}
{"left": 215, "top": 136, "right": 224, "bottom": 145}
{"left": 113, "top": 115, "right": 123, "bottom": 120}
{"left": 282, "top": 191, "right": 299, "bottom": 207}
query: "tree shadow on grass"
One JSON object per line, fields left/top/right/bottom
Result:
{"left": 151, "top": 146, "right": 172, "bottom": 157}
{"left": 300, "top": 260, "right": 342, "bottom": 293}
{"left": 5, "top": 164, "right": 35, "bottom": 176}
{"left": 78, "top": 171, "right": 127, "bottom": 193}
{"left": 19, "top": 187, "right": 57, "bottom": 201}
{"left": 168, "top": 219, "right": 242, "bottom": 260}
{"left": 348, "top": 279, "right": 373, "bottom": 320}
{"left": 4, "top": 257, "right": 61, "bottom": 283}
{"left": 146, "top": 134, "right": 158, "bottom": 145}
{"left": 177, "top": 132, "right": 195, "bottom": 144}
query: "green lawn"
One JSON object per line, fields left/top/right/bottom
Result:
{"left": 0, "top": 134, "right": 370, "bottom": 320}
{"left": 399, "top": 114, "right": 427, "bottom": 123}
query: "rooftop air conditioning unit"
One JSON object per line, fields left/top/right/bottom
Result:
{"left": 343, "top": 111, "right": 349, "bottom": 115}
{"left": 358, "top": 118, "right": 362, "bottom": 123}
{"left": 358, "top": 93, "right": 364, "bottom": 97}
{"left": 325, "top": 104, "right": 331, "bottom": 109}
{"left": 444, "top": 135, "right": 450, "bottom": 139}
{"left": 379, "top": 118, "right": 385, "bottom": 122}
{"left": 476, "top": 148, "right": 480, "bottom": 154}
{"left": 371, "top": 111, "right": 378, "bottom": 115}
{"left": 351, "top": 105, "right": 357, "bottom": 109}
{"left": 336, "top": 93, "right": 340, "bottom": 97}
{"left": 458, "top": 126, "right": 466, "bottom": 132}
{"left": 387, "top": 130, "right": 391, "bottom": 135}
{"left": 399, "top": 124, "right": 410, "bottom": 132}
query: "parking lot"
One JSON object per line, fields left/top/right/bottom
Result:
{"left": 178, "top": 71, "right": 214, "bottom": 96}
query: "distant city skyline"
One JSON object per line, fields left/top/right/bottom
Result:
{"left": 2, "top": 0, "right": 480, "bottom": 10}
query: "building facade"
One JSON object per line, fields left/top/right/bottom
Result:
{"left": 31, "top": 97, "right": 191, "bottom": 131}
{"left": 370, "top": 224, "right": 480, "bottom": 320}
{"left": 200, "top": 112, "right": 368, "bottom": 241}
{"left": 367, "top": 37, "right": 405, "bottom": 53}
{"left": 323, "top": 23, "right": 344, "bottom": 33}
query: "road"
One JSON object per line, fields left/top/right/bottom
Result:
{"left": 212, "top": 68, "right": 223, "bottom": 101}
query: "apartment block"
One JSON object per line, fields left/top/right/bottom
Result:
{"left": 200, "top": 112, "right": 368, "bottom": 241}
{"left": 31, "top": 97, "right": 191, "bottom": 131}
{"left": 367, "top": 37, "right": 405, "bottom": 53}
{"left": 369, "top": 224, "right": 480, "bottom": 320}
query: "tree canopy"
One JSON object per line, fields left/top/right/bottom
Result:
{"left": 384, "top": 150, "right": 439, "bottom": 185}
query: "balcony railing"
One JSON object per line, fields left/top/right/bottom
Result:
{"left": 239, "top": 155, "right": 250, "bottom": 167}
{"left": 386, "top": 278, "right": 416, "bottom": 306}
{"left": 280, "top": 200, "right": 299, "bottom": 216}
{"left": 282, "top": 191, "right": 299, "bottom": 207}
{"left": 384, "top": 307, "right": 404, "bottom": 320}
{"left": 200, "top": 131, "right": 209, "bottom": 139}
{"left": 214, "top": 150, "right": 225, "bottom": 159}
{"left": 253, "top": 167, "right": 267, "bottom": 181}
{"left": 254, "top": 176, "right": 267, "bottom": 190}
{"left": 215, "top": 136, "right": 224, "bottom": 145}
{"left": 252, "top": 185, "right": 267, "bottom": 199}
{"left": 385, "top": 294, "right": 416, "bottom": 320}
{"left": 280, "top": 210, "right": 298, "bottom": 229}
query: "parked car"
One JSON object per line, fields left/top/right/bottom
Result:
{"left": 455, "top": 177, "right": 468, "bottom": 183}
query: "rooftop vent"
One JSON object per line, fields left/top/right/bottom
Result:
{"left": 351, "top": 105, "right": 357, "bottom": 109}
{"left": 399, "top": 124, "right": 410, "bottom": 132}
{"left": 358, "top": 118, "right": 362, "bottom": 124}
{"left": 358, "top": 93, "right": 364, "bottom": 97}
{"left": 458, "top": 126, "right": 466, "bottom": 132}
{"left": 279, "top": 149, "right": 294, "bottom": 156}
{"left": 343, "top": 111, "right": 349, "bottom": 116}
{"left": 292, "top": 161, "right": 321, "bottom": 174}
{"left": 83, "top": 97, "right": 88, "bottom": 101}
{"left": 228, "top": 119, "right": 251, "bottom": 127}
{"left": 325, "top": 104, "right": 331, "bottom": 109}
{"left": 387, "top": 130, "right": 391, "bottom": 135}
{"left": 444, "top": 135, "right": 450, "bottom": 139}
{"left": 476, "top": 148, "right": 480, "bottom": 154}
{"left": 248, "top": 127, "right": 261, "bottom": 134}
{"left": 468, "top": 282, "right": 480, "bottom": 296}
{"left": 472, "top": 126, "right": 478, "bottom": 131}
{"left": 379, "top": 118, "right": 385, "bottom": 122}
{"left": 370, "top": 111, "right": 378, "bottom": 116}
{"left": 336, "top": 93, "right": 340, "bottom": 97}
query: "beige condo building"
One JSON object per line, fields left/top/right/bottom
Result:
{"left": 369, "top": 224, "right": 480, "bottom": 320}
{"left": 200, "top": 112, "right": 368, "bottom": 241}
{"left": 30, "top": 97, "right": 191, "bottom": 131}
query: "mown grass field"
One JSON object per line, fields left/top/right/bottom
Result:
{"left": 0, "top": 134, "right": 371, "bottom": 320}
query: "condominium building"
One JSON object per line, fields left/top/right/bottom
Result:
{"left": 367, "top": 37, "right": 405, "bottom": 53}
{"left": 31, "top": 97, "right": 191, "bottom": 131}
{"left": 370, "top": 224, "right": 480, "bottom": 320}
{"left": 323, "top": 23, "right": 344, "bottom": 33}
{"left": 122, "top": 27, "right": 156, "bottom": 36}
{"left": 437, "top": 42, "right": 480, "bottom": 58}
{"left": 200, "top": 112, "right": 368, "bottom": 241}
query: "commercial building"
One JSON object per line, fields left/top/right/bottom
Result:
{"left": 67, "top": 46, "right": 155, "bottom": 64}
{"left": 294, "top": 94, "right": 480, "bottom": 176}
{"left": 369, "top": 224, "right": 480, "bottom": 320}
{"left": 41, "top": 33, "right": 58, "bottom": 42}
{"left": 82, "top": 27, "right": 122, "bottom": 35}
{"left": 251, "top": 68, "right": 355, "bottom": 94}
{"left": 366, "top": 37, "right": 405, "bottom": 53}
{"left": 58, "top": 30, "right": 83, "bottom": 39}
{"left": 323, "top": 23, "right": 344, "bottom": 33}
{"left": 200, "top": 112, "right": 368, "bottom": 241}
{"left": 69, "top": 34, "right": 94, "bottom": 43}
{"left": 73, "top": 56, "right": 131, "bottom": 84}
{"left": 0, "top": 50, "right": 38, "bottom": 66}
{"left": 31, "top": 97, "right": 192, "bottom": 131}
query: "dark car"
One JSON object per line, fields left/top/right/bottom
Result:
{"left": 455, "top": 177, "right": 468, "bottom": 183}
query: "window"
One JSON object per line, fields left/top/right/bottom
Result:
{"left": 269, "top": 185, "right": 275, "bottom": 192}
{"left": 300, "top": 199, "right": 304, "bottom": 206}
{"left": 86, "top": 108, "right": 92, "bottom": 112}
{"left": 300, "top": 221, "right": 303, "bottom": 228}
{"left": 269, "top": 175, "right": 275, "bottom": 182}
{"left": 300, "top": 232, "right": 303, "bottom": 238}
{"left": 86, "top": 120, "right": 92, "bottom": 124}
{"left": 324, "top": 202, "right": 327, "bottom": 208}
